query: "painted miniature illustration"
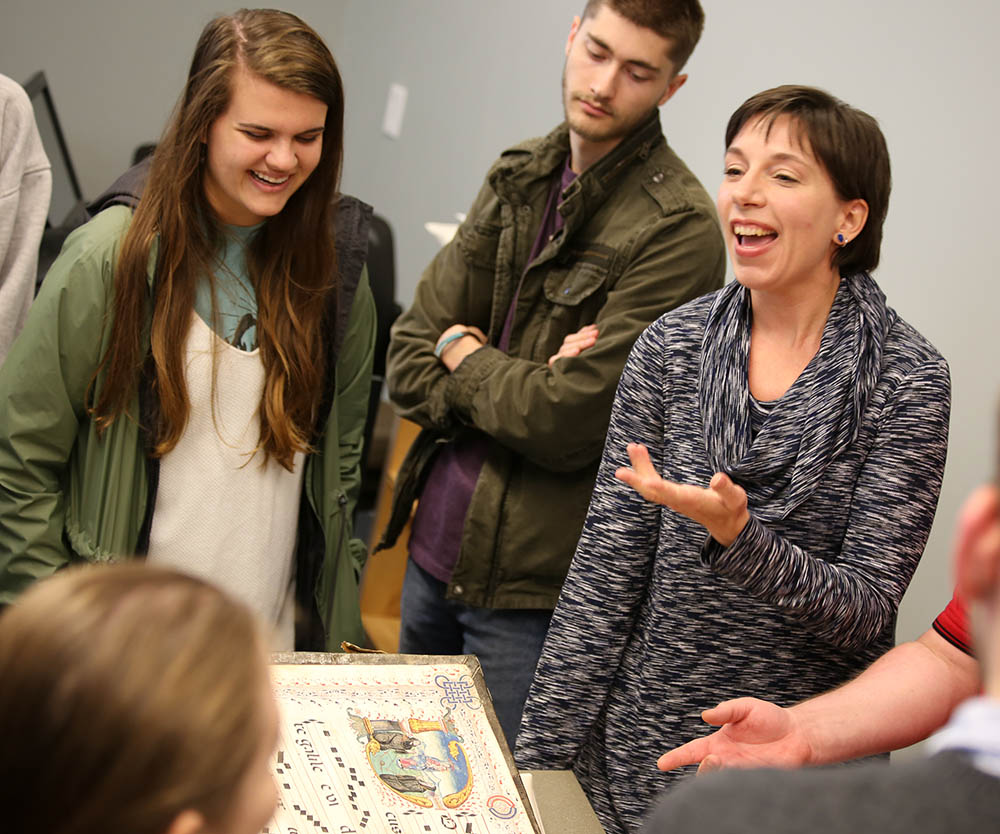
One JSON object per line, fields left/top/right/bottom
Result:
{"left": 349, "top": 712, "right": 473, "bottom": 809}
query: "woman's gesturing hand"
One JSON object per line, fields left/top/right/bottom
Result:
{"left": 615, "top": 442, "right": 750, "bottom": 546}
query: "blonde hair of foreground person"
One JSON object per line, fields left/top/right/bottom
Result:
{"left": 0, "top": 565, "right": 279, "bottom": 834}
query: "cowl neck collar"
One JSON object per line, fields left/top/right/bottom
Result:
{"left": 697, "top": 271, "right": 896, "bottom": 522}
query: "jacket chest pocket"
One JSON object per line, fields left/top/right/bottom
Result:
{"left": 534, "top": 254, "right": 613, "bottom": 359}
{"left": 543, "top": 261, "right": 607, "bottom": 307}
{"left": 459, "top": 221, "right": 502, "bottom": 270}
{"left": 542, "top": 242, "right": 616, "bottom": 308}
{"left": 456, "top": 221, "right": 504, "bottom": 326}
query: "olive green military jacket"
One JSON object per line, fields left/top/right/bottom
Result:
{"left": 381, "top": 111, "right": 726, "bottom": 609}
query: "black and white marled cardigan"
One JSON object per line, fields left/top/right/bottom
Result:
{"left": 515, "top": 285, "right": 951, "bottom": 834}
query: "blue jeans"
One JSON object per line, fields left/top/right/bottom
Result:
{"left": 399, "top": 559, "right": 552, "bottom": 748}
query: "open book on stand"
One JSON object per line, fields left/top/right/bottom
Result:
{"left": 263, "top": 652, "right": 543, "bottom": 834}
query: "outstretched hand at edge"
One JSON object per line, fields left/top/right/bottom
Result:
{"left": 656, "top": 697, "right": 813, "bottom": 774}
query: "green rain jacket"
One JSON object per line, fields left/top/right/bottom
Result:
{"left": 0, "top": 176, "right": 375, "bottom": 651}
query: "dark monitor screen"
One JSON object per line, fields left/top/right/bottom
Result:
{"left": 22, "top": 70, "right": 84, "bottom": 228}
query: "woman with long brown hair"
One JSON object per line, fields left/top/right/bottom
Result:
{"left": 0, "top": 563, "right": 279, "bottom": 834}
{"left": 0, "top": 9, "right": 375, "bottom": 651}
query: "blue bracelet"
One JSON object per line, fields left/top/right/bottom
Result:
{"left": 434, "top": 330, "right": 478, "bottom": 359}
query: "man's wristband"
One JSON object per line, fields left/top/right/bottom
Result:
{"left": 434, "top": 330, "right": 482, "bottom": 359}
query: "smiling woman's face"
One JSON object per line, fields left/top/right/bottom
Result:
{"left": 203, "top": 69, "right": 327, "bottom": 226}
{"left": 717, "top": 115, "right": 856, "bottom": 298}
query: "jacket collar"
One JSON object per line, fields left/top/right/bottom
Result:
{"left": 490, "top": 109, "right": 665, "bottom": 229}
{"left": 570, "top": 108, "right": 665, "bottom": 195}
{"left": 560, "top": 110, "right": 664, "bottom": 233}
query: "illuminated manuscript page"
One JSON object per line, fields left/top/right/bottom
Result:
{"left": 263, "top": 655, "right": 541, "bottom": 834}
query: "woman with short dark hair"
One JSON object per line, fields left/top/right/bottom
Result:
{"left": 518, "top": 85, "right": 951, "bottom": 834}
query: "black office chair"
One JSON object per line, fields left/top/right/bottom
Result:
{"left": 355, "top": 214, "right": 402, "bottom": 530}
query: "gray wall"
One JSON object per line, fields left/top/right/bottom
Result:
{"left": 0, "top": 0, "right": 347, "bottom": 197}
{"left": 2, "top": 1, "right": 996, "bottom": 750}
{"left": 335, "top": 1, "right": 582, "bottom": 309}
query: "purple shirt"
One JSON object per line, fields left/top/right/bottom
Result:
{"left": 408, "top": 159, "right": 577, "bottom": 583}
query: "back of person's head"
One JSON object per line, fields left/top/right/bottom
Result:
{"left": 724, "top": 85, "right": 891, "bottom": 276}
{"left": 0, "top": 565, "right": 274, "bottom": 834}
{"left": 581, "top": 0, "right": 705, "bottom": 72}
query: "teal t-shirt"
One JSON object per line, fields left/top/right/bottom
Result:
{"left": 194, "top": 222, "right": 262, "bottom": 351}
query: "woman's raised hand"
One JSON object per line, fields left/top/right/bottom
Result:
{"left": 615, "top": 442, "right": 750, "bottom": 546}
